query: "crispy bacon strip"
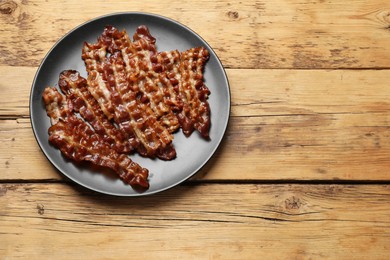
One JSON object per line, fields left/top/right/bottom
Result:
{"left": 176, "top": 47, "right": 211, "bottom": 138}
{"left": 97, "top": 26, "right": 211, "bottom": 138}
{"left": 99, "top": 26, "right": 180, "bottom": 133}
{"left": 48, "top": 119, "right": 149, "bottom": 189}
{"left": 81, "top": 42, "right": 139, "bottom": 152}
{"left": 42, "top": 86, "right": 69, "bottom": 125}
{"left": 58, "top": 70, "right": 133, "bottom": 153}
{"left": 108, "top": 51, "right": 176, "bottom": 160}
{"left": 42, "top": 87, "right": 149, "bottom": 189}
{"left": 154, "top": 50, "right": 183, "bottom": 112}
{"left": 82, "top": 40, "right": 144, "bottom": 155}
{"left": 82, "top": 38, "right": 176, "bottom": 160}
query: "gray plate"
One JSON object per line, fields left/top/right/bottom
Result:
{"left": 30, "top": 12, "right": 230, "bottom": 196}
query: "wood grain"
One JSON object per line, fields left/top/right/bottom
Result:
{"left": 229, "top": 69, "right": 390, "bottom": 117}
{"left": 0, "top": 66, "right": 35, "bottom": 117}
{"left": 1, "top": 0, "right": 390, "bottom": 69}
{"left": 0, "top": 118, "right": 61, "bottom": 181}
{"left": 1, "top": 183, "right": 389, "bottom": 259}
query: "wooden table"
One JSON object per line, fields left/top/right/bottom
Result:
{"left": 1, "top": 1, "right": 390, "bottom": 258}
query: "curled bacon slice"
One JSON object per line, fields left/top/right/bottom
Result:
{"left": 99, "top": 26, "right": 180, "bottom": 133}
{"left": 58, "top": 70, "right": 133, "bottom": 153}
{"left": 107, "top": 51, "right": 176, "bottom": 160}
{"left": 174, "top": 47, "right": 211, "bottom": 138}
{"left": 82, "top": 37, "right": 176, "bottom": 160}
{"left": 154, "top": 50, "right": 183, "bottom": 112}
{"left": 42, "top": 86, "right": 69, "bottom": 125}
{"left": 99, "top": 25, "right": 211, "bottom": 138}
{"left": 42, "top": 87, "right": 149, "bottom": 189}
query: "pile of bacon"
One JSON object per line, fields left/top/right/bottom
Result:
{"left": 42, "top": 25, "right": 211, "bottom": 190}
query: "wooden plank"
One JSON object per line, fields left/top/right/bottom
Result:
{"left": 1, "top": 111, "right": 389, "bottom": 181}
{"left": 209, "top": 113, "right": 390, "bottom": 181}
{"left": 2, "top": 67, "right": 390, "bottom": 117}
{"left": 1, "top": 0, "right": 390, "bottom": 69}
{"left": 0, "top": 118, "right": 62, "bottom": 181}
{"left": 0, "top": 66, "right": 35, "bottom": 116}
{"left": 0, "top": 183, "right": 389, "bottom": 259}
{"left": 229, "top": 69, "right": 390, "bottom": 117}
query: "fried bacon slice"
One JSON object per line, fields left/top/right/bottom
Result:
{"left": 82, "top": 37, "right": 176, "bottom": 160}
{"left": 42, "top": 87, "right": 149, "bottom": 189}
{"left": 42, "top": 86, "right": 69, "bottom": 125}
{"left": 99, "top": 25, "right": 211, "bottom": 138}
{"left": 58, "top": 70, "right": 133, "bottom": 153}
{"left": 154, "top": 50, "right": 183, "bottom": 112}
{"left": 99, "top": 25, "right": 180, "bottom": 133}
{"left": 173, "top": 47, "right": 211, "bottom": 138}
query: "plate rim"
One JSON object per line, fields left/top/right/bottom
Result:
{"left": 29, "top": 11, "right": 231, "bottom": 196}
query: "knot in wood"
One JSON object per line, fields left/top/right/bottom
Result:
{"left": 37, "top": 203, "right": 45, "bottom": 215}
{"left": 0, "top": 0, "right": 18, "bottom": 15}
{"left": 375, "top": 10, "right": 390, "bottom": 30}
{"left": 285, "top": 196, "right": 301, "bottom": 210}
{"left": 227, "top": 11, "right": 239, "bottom": 20}
{"left": 383, "top": 10, "right": 390, "bottom": 22}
